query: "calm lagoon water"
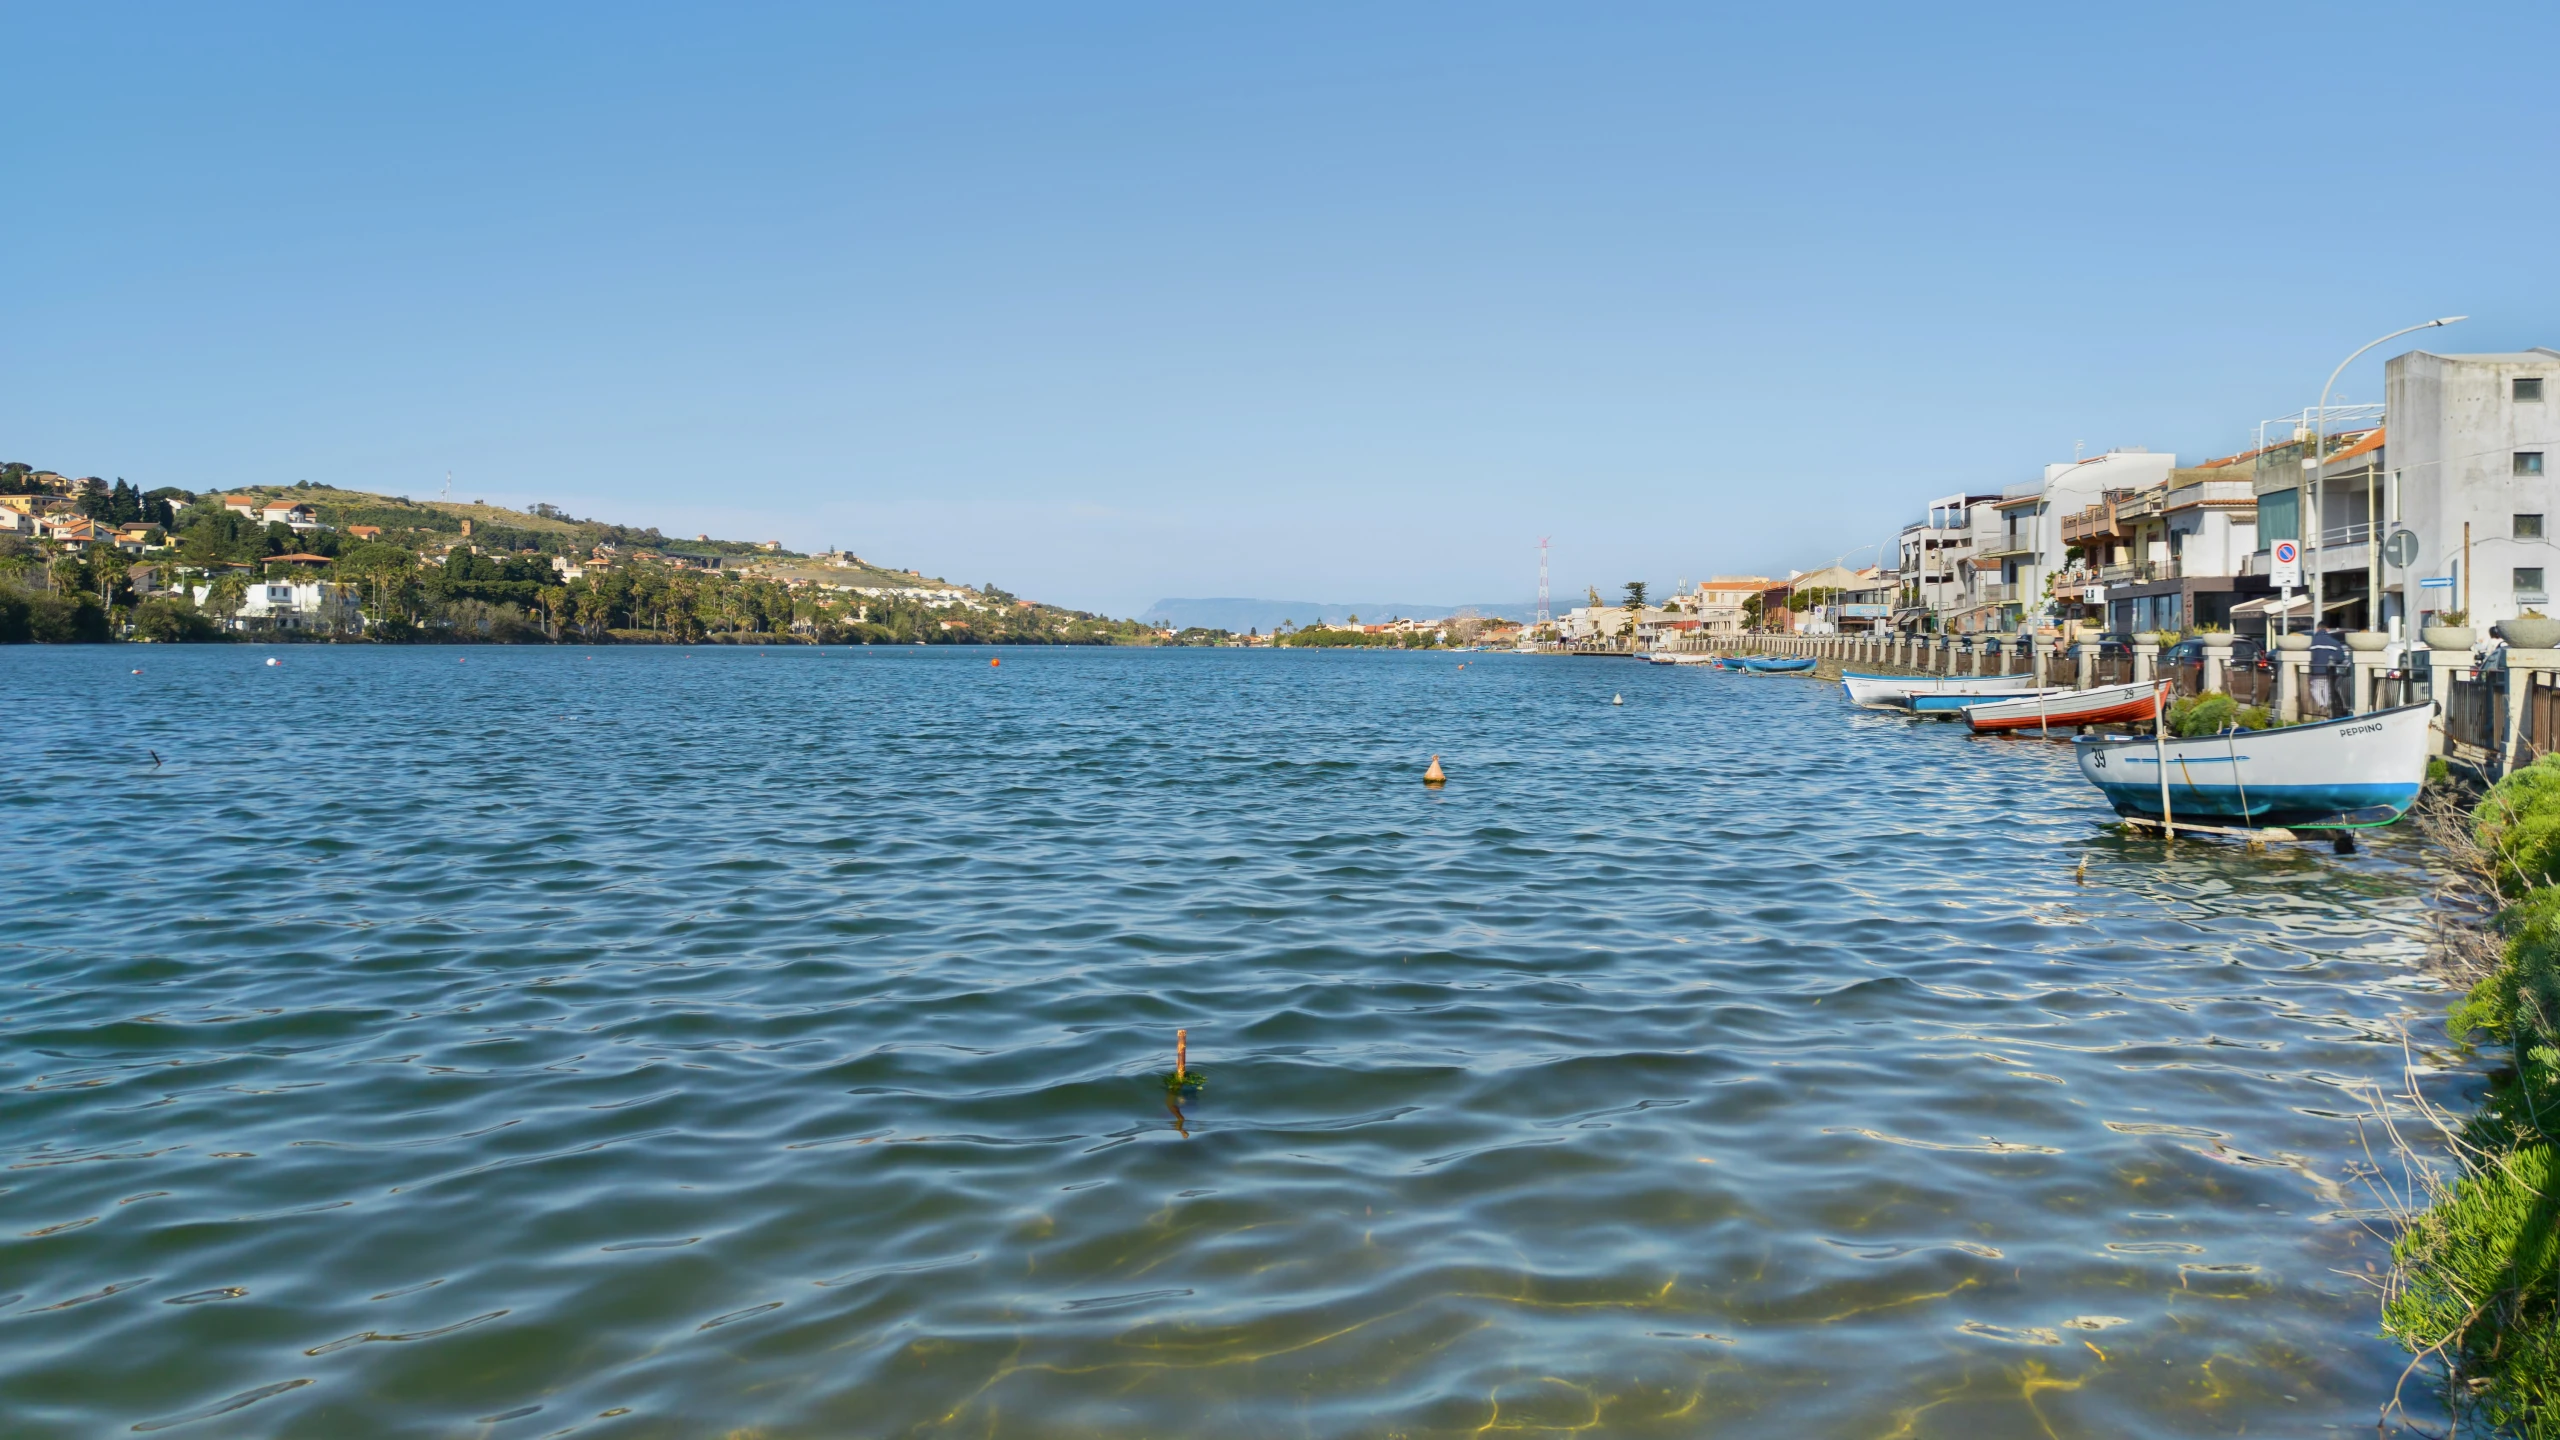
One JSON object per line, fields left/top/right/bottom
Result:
{"left": 2, "top": 646, "right": 2467, "bottom": 1436}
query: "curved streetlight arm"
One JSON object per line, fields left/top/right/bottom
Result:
{"left": 2315, "top": 316, "right": 2468, "bottom": 433}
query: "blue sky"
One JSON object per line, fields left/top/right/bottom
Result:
{"left": 7, "top": 3, "right": 2556, "bottom": 617}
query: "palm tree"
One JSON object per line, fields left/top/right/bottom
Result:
{"left": 205, "top": 571, "right": 251, "bottom": 631}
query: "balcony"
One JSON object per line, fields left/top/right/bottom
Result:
{"left": 1978, "top": 583, "right": 2021, "bottom": 604}
{"left": 2098, "top": 560, "right": 2180, "bottom": 584}
{"left": 2061, "top": 504, "right": 2122, "bottom": 547}
{"left": 2118, "top": 489, "right": 2168, "bottom": 521}
{"left": 2164, "top": 478, "right": 2255, "bottom": 510}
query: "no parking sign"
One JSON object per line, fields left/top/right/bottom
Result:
{"left": 2271, "top": 539, "right": 2300, "bottom": 587}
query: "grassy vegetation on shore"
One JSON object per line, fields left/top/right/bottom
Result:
{"left": 2386, "top": 758, "right": 2560, "bottom": 1437}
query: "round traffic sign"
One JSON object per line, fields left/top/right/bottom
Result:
{"left": 2384, "top": 528, "right": 2420, "bottom": 568}
{"left": 2272, "top": 539, "right": 2298, "bottom": 564}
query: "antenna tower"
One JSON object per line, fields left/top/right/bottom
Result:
{"left": 441, "top": 471, "right": 453, "bottom": 502}
{"left": 1535, "top": 537, "right": 1551, "bottom": 625}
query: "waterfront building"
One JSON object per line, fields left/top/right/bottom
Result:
{"left": 2229, "top": 410, "right": 2385, "bottom": 636}
{"left": 1781, "top": 563, "right": 1886, "bottom": 633}
{"left": 1892, "top": 494, "right": 2002, "bottom": 632}
{"left": 2057, "top": 452, "right": 2254, "bottom": 636}
{"left": 2383, "top": 347, "right": 2559, "bottom": 633}
{"left": 2212, "top": 347, "right": 2556, "bottom": 639}
{"left": 1991, "top": 449, "right": 2177, "bottom": 632}
{"left": 1680, "top": 577, "right": 1777, "bottom": 637}
{"left": 188, "top": 579, "right": 365, "bottom": 633}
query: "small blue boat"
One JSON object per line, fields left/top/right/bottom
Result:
{"left": 1740, "top": 656, "right": 1818, "bottom": 674}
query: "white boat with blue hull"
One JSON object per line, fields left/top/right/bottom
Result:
{"left": 1840, "top": 671, "right": 2040, "bottom": 708}
{"left": 1907, "top": 685, "right": 2074, "bottom": 714}
{"left": 2072, "top": 701, "right": 2432, "bottom": 830}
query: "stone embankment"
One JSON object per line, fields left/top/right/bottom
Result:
{"left": 1676, "top": 629, "right": 2450, "bottom": 727}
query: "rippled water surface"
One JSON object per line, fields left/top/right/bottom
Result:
{"left": 3, "top": 646, "right": 2467, "bottom": 1436}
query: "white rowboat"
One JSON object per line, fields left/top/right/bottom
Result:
{"left": 2073, "top": 701, "right": 2431, "bottom": 830}
{"left": 1840, "top": 670, "right": 2041, "bottom": 709}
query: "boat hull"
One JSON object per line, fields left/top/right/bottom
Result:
{"left": 2071, "top": 702, "right": 2432, "bottom": 829}
{"left": 1841, "top": 671, "right": 2039, "bottom": 708}
{"left": 1964, "top": 680, "right": 2166, "bottom": 732}
{"left": 1742, "top": 657, "right": 1818, "bottom": 674}
{"left": 1910, "top": 686, "right": 2075, "bottom": 714}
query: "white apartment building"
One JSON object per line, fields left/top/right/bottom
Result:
{"left": 191, "top": 579, "right": 365, "bottom": 633}
{"left": 1985, "top": 449, "right": 2179, "bottom": 629}
{"left": 2385, "top": 348, "right": 2560, "bottom": 632}
{"left": 1894, "top": 494, "right": 2002, "bottom": 631}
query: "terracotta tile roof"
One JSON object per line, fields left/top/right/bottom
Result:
{"left": 2321, "top": 427, "right": 2386, "bottom": 466}
{"left": 2196, "top": 442, "right": 2279, "bottom": 469}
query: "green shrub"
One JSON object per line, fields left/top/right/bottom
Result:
{"left": 2493, "top": 887, "right": 2560, "bottom": 1051}
{"left": 0, "top": 585, "right": 108, "bottom": 642}
{"left": 2391, "top": 787, "right": 2560, "bottom": 1436}
{"left": 130, "top": 596, "right": 220, "bottom": 642}
{"left": 2385, "top": 1140, "right": 2560, "bottom": 1438}
{"left": 2165, "top": 693, "right": 2270, "bottom": 738}
{"left": 2477, "top": 755, "right": 2560, "bottom": 894}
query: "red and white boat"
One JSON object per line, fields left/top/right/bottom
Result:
{"left": 1963, "top": 679, "right": 2169, "bottom": 734}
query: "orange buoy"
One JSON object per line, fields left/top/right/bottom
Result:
{"left": 991, "top": 657, "right": 1001, "bottom": 667}
{"left": 1424, "top": 755, "right": 1446, "bottom": 786}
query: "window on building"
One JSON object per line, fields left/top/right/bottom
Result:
{"left": 2518, "top": 513, "right": 2550, "bottom": 540}
{"left": 2522, "top": 452, "right": 2548, "bottom": 477}
{"left": 2257, "top": 487, "right": 2299, "bottom": 544}
{"left": 2518, "top": 568, "right": 2548, "bottom": 601}
{"left": 2520, "top": 377, "right": 2546, "bottom": 402}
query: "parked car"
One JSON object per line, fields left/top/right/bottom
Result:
{"left": 2163, "top": 635, "right": 2267, "bottom": 669}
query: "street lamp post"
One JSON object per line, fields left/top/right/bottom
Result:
{"left": 2308, "top": 316, "right": 2466, "bottom": 635}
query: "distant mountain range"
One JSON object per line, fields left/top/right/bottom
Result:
{"left": 1141, "top": 597, "right": 1539, "bottom": 632}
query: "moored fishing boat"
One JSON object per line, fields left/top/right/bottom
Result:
{"left": 1840, "top": 671, "right": 2039, "bottom": 708}
{"left": 1961, "top": 679, "right": 2166, "bottom": 732}
{"left": 1909, "top": 685, "right": 2076, "bottom": 714}
{"left": 1740, "top": 656, "right": 1818, "bottom": 673}
{"left": 2073, "top": 701, "right": 2432, "bottom": 829}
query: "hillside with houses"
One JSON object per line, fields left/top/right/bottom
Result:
{"left": 0, "top": 464, "right": 1160, "bottom": 645}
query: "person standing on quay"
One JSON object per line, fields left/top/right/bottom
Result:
{"left": 2309, "top": 621, "right": 2347, "bottom": 716}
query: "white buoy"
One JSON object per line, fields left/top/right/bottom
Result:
{"left": 1612, "top": 693, "right": 1623, "bottom": 705}
{"left": 265, "top": 657, "right": 281, "bottom": 667}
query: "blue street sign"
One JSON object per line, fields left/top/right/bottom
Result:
{"left": 2419, "top": 576, "right": 2456, "bottom": 589}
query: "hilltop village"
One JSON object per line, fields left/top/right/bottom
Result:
{"left": 0, "top": 472, "right": 1174, "bottom": 645}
